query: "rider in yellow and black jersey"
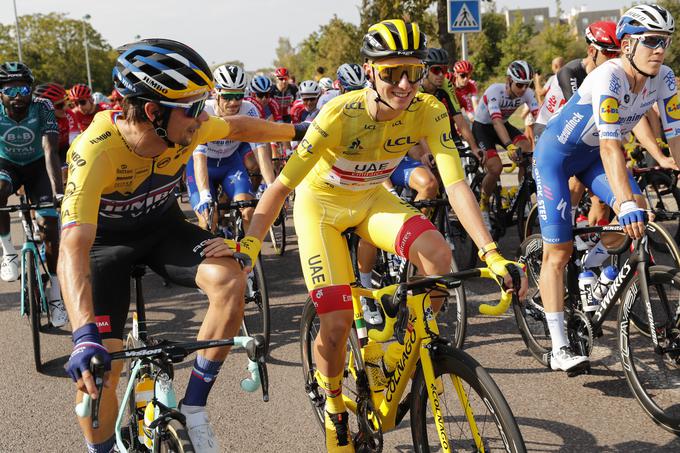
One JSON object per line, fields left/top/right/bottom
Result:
{"left": 233, "top": 20, "right": 527, "bottom": 453}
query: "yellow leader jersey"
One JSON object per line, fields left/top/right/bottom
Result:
{"left": 61, "top": 110, "right": 231, "bottom": 231}
{"left": 279, "top": 88, "right": 464, "bottom": 193}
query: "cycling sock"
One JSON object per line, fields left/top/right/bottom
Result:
{"left": 86, "top": 435, "right": 115, "bottom": 453}
{"left": 0, "top": 233, "right": 15, "bottom": 256}
{"left": 183, "top": 354, "right": 223, "bottom": 406}
{"left": 359, "top": 272, "right": 372, "bottom": 289}
{"left": 583, "top": 241, "right": 609, "bottom": 269}
{"left": 546, "top": 311, "right": 569, "bottom": 353}
{"left": 315, "top": 370, "right": 345, "bottom": 414}
{"left": 49, "top": 274, "right": 61, "bottom": 300}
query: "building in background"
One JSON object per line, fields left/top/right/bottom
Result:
{"left": 504, "top": 5, "right": 622, "bottom": 35}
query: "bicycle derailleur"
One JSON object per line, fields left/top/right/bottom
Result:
{"left": 567, "top": 310, "right": 594, "bottom": 376}
{"left": 354, "top": 395, "right": 383, "bottom": 453}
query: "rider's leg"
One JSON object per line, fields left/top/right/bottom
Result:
{"left": 356, "top": 239, "right": 377, "bottom": 288}
{"left": 408, "top": 166, "right": 438, "bottom": 204}
{"left": 0, "top": 179, "right": 15, "bottom": 259}
{"left": 255, "top": 144, "right": 276, "bottom": 186}
{"left": 481, "top": 153, "right": 502, "bottom": 208}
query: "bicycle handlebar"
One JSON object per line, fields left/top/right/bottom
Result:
{"left": 216, "top": 199, "right": 259, "bottom": 210}
{"left": 0, "top": 200, "right": 59, "bottom": 213}
{"left": 76, "top": 335, "right": 269, "bottom": 424}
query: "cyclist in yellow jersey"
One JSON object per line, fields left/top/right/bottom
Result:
{"left": 59, "top": 39, "right": 305, "bottom": 453}
{"left": 230, "top": 20, "right": 527, "bottom": 452}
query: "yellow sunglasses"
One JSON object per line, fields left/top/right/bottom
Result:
{"left": 371, "top": 63, "right": 426, "bottom": 85}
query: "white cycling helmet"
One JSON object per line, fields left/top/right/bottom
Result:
{"left": 318, "top": 77, "right": 334, "bottom": 91}
{"left": 299, "top": 80, "right": 321, "bottom": 98}
{"left": 617, "top": 4, "right": 675, "bottom": 40}
{"left": 214, "top": 64, "right": 247, "bottom": 90}
{"left": 337, "top": 63, "right": 366, "bottom": 91}
{"left": 506, "top": 60, "right": 534, "bottom": 84}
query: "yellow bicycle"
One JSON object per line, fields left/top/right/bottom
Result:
{"left": 300, "top": 268, "right": 526, "bottom": 452}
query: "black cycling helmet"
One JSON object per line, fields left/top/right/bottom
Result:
{"left": 424, "top": 48, "right": 449, "bottom": 66}
{"left": 0, "top": 62, "right": 34, "bottom": 86}
{"left": 360, "top": 19, "right": 428, "bottom": 60}
{"left": 112, "top": 38, "right": 213, "bottom": 101}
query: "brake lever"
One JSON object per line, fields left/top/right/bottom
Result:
{"left": 253, "top": 335, "right": 269, "bottom": 402}
{"left": 90, "top": 354, "right": 106, "bottom": 429}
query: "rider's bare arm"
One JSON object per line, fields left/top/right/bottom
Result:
{"left": 600, "top": 138, "right": 635, "bottom": 210}
{"left": 43, "top": 133, "right": 63, "bottom": 195}
{"left": 632, "top": 116, "right": 677, "bottom": 169}
{"left": 58, "top": 224, "right": 97, "bottom": 331}
{"left": 222, "top": 115, "right": 295, "bottom": 143}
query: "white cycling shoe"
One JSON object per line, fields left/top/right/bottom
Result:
{"left": 1, "top": 254, "right": 18, "bottom": 282}
{"left": 361, "top": 296, "right": 383, "bottom": 325}
{"left": 180, "top": 403, "right": 220, "bottom": 453}
{"left": 550, "top": 346, "right": 589, "bottom": 372}
{"left": 49, "top": 299, "right": 69, "bottom": 328}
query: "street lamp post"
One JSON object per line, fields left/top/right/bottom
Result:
{"left": 82, "top": 14, "right": 92, "bottom": 89}
{"left": 12, "top": 0, "right": 23, "bottom": 62}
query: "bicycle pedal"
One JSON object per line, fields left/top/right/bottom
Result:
{"left": 567, "top": 364, "right": 591, "bottom": 377}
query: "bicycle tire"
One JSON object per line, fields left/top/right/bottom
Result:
{"left": 618, "top": 265, "right": 680, "bottom": 435}
{"left": 523, "top": 204, "right": 540, "bottom": 240}
{"left": 442, "top": 205, "right": 477, "bottom": 271}
{"left": 268, "top": 208, "right": 287, "bottom": 256}
{"left": 409, "top": 345, "right": 526, "bottom": 452}
{"left": 513, "top": 234, "right": 552, "bottom": 366}
{"left": 515, "top": 181, "right": 535, "bottom": 242}
{"left": 25, "top": 249, "right": 42, "bottom": 373}
{"left": 640, "top": 171, "right": 680, "bottom": 251}
{"left": 159, "top": 418, "right": 195, "bottom": 452}
{"left": 241, "top": 257, "right": 271, "bottom": 352}
{"left": 406, "top": 259, "right": 467, "bottom": 349}
{"left": 124, "top": 333, "right": 144, "bottom": 449}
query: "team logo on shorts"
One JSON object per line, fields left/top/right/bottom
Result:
{"left": 664, "top": 94, "right": 680, "bottom": 122}
{"left": 599, "top": 96, "right": 619, "bottom": 124}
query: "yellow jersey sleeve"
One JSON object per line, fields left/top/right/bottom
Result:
{"left": 198, "top": 116, "right": 232, "bottom": 143}
{"left": 278, "top": 108, "right": 341, "bottom": 189}
{"left": 61, "top": 133, "right": 116, "bottom": 228}
{"left": 421, "top": 97, "right": 465, "bottom": 187}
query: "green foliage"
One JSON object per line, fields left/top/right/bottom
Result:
{"left": 0, "top": 13, "right": 117, "bottom": 92}
{"left": 274, "top": 16, "right": 362, "bottom": 81}
{"left": 530, "top": 22, "right": 586, "bottom": 76}
{"left": 467, "top": 12, "right": 507, "bottom": 84}
{"left": 496, "top": 12, "right": 535, "bottom": 72}
{"left": 658, "top": 0, "right": 680, "bottom": 72}
{"left": 359, "top": 0, "right": 435, "bottom": 32}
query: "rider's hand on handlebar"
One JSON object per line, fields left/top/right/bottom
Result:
{"left": 618, "top": 200, "right": 646, "bottom": 239}
{"left": 485, "top": 252, "right": 528, "bottom": 299}
{"left": 65, "top": 323, "right": 111, "bottom": 399}
{"left": 196, "top": 190, "right": 213, "bottom": 215}
{"left": 506, "top": 144, "right": 521, "bottom": 162}
{"left": 222, "top": 236, "right": 262, "bottom": 271}
{"left": 473, "top": 147, "right": 485, "bottom": 165}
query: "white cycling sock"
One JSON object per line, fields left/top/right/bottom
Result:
{"left": 583, "top": 240, "right": 609, "bottom": 269}
{"left": 546, "top": 311, "right": 569, "bottom": 353}
{"left": 359, "top": 272, "right": 372, "bottom": 289}
{"left": 49, "top": 274, "right": 61, "bottom": 301}
{"left": 0, "top": 234, "right": 15, "bottom": 256}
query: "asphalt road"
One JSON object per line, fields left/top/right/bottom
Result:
{"left": 0, "top": 203, "right": 679, "bottom": 452}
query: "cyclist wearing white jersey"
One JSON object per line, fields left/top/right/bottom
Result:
{"left": 186, "top": 64, "right": 258, "bottom": 231}
{"left": 473, "top": 60, "right": 539, "bottom": 227}
{"left": 317, "top": 64, "right": 367, "bottom": 110}
{"left": 534, "top": 4, "right": 680, "bottom": 371}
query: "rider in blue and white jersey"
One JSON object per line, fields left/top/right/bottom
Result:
{"left": 317, "top": 63, "right": 367, "bottom": 110}
{"left": 186, "top": 64, "right": 258, "bottom": 230}
{"left": 534, "top": 4, "right": 680, "bottom": 372}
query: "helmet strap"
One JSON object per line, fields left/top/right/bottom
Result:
{"left": 152, "top": 107, "right": 175, "bottom": 146}
{"left": 369, "top": 67, "right": 396, "bottom": 112}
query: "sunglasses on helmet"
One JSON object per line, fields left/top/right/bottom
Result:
{"left": 1, "top": 85, "right": 31, "bottom": 97}
{"left": 371, "top": 63, "right": 426, "bottom": 85}
{"left": 631, "top": 34, "right": 672, "bottom": 50}
{"left": 219, "top": 92, "right": 245, "bottom": 101}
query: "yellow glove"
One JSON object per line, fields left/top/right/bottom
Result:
{"left": 506, "top": 143, "right": 520, "bottom": 161}
{"left": 657, "top": 137, "right": 669, "bottom": 149}
{"left": 224, "top": 236, "right": 261, "bottom": 267}
{"left": 485, "top": 251, "right": 525, "bottom": 288}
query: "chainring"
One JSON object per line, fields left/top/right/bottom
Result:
{"left": 354, "top": 396, "right": 383, "bottom": 453}
{"left": 567, "top": 310, "right": 594, "bottom": 357}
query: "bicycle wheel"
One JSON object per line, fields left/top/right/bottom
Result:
{"left": 641, "top": 171, "right": 680, "bottom": 251}
{"left": 445, "top": 209, "right": 477, "bottom": 271}
{"left": 242, "top": 257, "right": 271, "bottom": 352}
{"left": 515, "top": 181, "right": 536, "bottom": 242}
{"left": 618, "top": 265, "right": 680, "bottom": 435}
{"left": 25, "top": 249, "right": 42, "bottom": 372}
{"left": 406, "top": 259, "right": 467, "bottom": 349}
{"left": 513, "top": 234, "right": 551, "bottom": 366}
{"left": 410, "top": 346, "right": 526, "bottom": 452}
{"left": 523, "top": 204, "right": 540, "bottom": 240}
{"left": 159, "top": 418, "right": 195, "bottom": 452}
{"left": 268, "top": 207, "right": 286, "bottom": 256}
{"left": 299, "top": 298, "right": 366, "bottom": 430}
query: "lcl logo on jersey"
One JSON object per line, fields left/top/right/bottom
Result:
{"left": 599, "top": 96, "right": 619, "bottom": 124}
{"left": 383, "top": 135, "right": 416, "bottom": 153}
{"left": 439, "top": 131, "right": 457, "bottom": 150}
{"left": 664, "top": 94, "right": 680, "bottom": 122}
{"left": 343, "top": 101, "right": 364, "bottom": 118}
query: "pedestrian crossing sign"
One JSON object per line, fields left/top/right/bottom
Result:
{"left": 448, "top": 0, "right": 482, "bottom": 32}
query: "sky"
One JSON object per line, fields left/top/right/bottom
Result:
{"left": 2, "top": 0, "right": 640, "bottom": 70}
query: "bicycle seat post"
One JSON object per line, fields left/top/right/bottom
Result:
{"left": 131, "top": 265, "right": 148, "bottom": 343}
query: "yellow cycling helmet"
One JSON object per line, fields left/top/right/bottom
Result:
{"left": 361, "top": 19, "right": 428, "bottom": 60}
{"left": 113, "top": 38, "right": 214, "bottom": 101}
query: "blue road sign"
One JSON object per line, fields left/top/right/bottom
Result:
{"left": 448, "top": 0, "right": 482, "bottom": 33}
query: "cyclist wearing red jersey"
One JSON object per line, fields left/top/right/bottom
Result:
{"left": 271, "top": 67, "right": 298, "bottom": 123}
{"left": 290, "top": 80, "right": 322, "bottom": 124}
{"left": 33, "top": 83, "right": 77, "bottom": 167}
{"left": 452, "top": 60, "right": 479, "bottom": 121}
{"left": 69, "top": 84, "right": 108, "bottom": 134}
{"left": 246, "top": 75, "right": 282, "bottom": 188}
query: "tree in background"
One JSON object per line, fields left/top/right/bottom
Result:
{"left": 0, "top": 13, "right": 116, "bottom": 92}
{"left": 496, "top": 12, "right": 535, "bottom": 74}
{"left": 467, "top": 12, "right": 507, "bottom": 84}
{"left": 530, "top": 21, "right": 585, "bottom": 77}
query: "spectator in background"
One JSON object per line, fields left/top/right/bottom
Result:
{"left": 536, "top": 56, "right": 565, "bottom": 101}
{"left": 313, "top": 65, "right": 326, "bottom": 81}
